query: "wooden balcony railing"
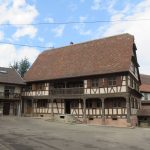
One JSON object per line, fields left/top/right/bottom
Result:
{"left": 22, "top": 87, "right": 84, "bottom": 97}
{"left": 22, "top": 85, "right": 127, "bottom": 97}
{"left": 22, "top": 90, "right": 49, "bottom": 97}
{"left": 0, "top": 92, "right": 21, "bottom": 99}
{"left": 49, "top": 87, "right": 84, "bottom": 95}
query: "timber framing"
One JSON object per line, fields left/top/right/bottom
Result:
{"left": 21, "top": 33, "right": 142, "bottom": 127}
{"left": 0, "top": 67, "right": 24, "bottom": 116}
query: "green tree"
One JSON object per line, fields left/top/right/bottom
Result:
{"left": 10, "top": 61, "right": 19, "bottom": 71}
{"left": 19, "top": 58, "right": 30, "bottom": 77}
{"left": 10, "top": 58, "right": 30, "bottom": 77}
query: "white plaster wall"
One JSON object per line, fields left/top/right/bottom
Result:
{"left": 14, "top": 86, "right": 21, "bottom": 93}
{"left": 84, "top": 86, "right": 126, "bottom": 94}
{"left": 84, "top": 80, "right": 87, "bottom": 88}
{"left": 105, "top": 108, "right": 127, "bottom": 115}
{"left": 131, "top": 108, "right": 138, "bottom": 115}
{"left": 141, "top": 93, "right": 150, "bottom": 100}
{"left": 23, "top": 83, "right": 49, "bottom": 96}
{"left": 34, "top": 102, "right": 64, "bottom": 114}
{"left": 23, "top": 90, "right": 49, "bottom": 96}
{"left": 0, "top": 84, "right": 4, "bottom": 92}
{"left": 129, "top": 62, "right": 138, "bottom": 79}
{"left": 0, "top": 103, "right": 3, "bottom": 115}
{"left": 84, "top": 76, "right": 127, "bottom": 95}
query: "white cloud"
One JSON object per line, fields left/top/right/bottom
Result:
{"left": 97, "top": 0, "right": 150, "bottom": 74}
{"left": 73, "top": 16, "right": 92, "bottom": 35}
{"left": 52, "top": 25, "right": 65, "bottom": 37}
{"left": 46, "top": 42, "right": 54, "bottom": 48}
{"left": 91, "top": 0, "right": 101, "bottom": 10}
{"left": 44, "top": 17, "right": 54, "bottom": 23}
{"left": 13, "top": 25, "right": 37, "bottom": 39}
{"left": 38, "top": 37, "right": 44, "bottom": 43}
{"left": 0, "top": 0, "right": 39, "bottom": 67}
{"left": 0, "top": 0, "right": 38, "bottom": 39}
{"left": 0, "top": 44, "right": 40, "bottom": 67}
{"left": 12, "top": 0, "right": 26, "bottom": 8}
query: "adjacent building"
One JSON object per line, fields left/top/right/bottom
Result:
{"left": 21, "top": 33, "right": 142, "bottom": 127}
{"left": 0, "top": 67, "right": 25, "bottom": 116}
{"left": 138, "top": 74, "right": 150, "bottom": 126}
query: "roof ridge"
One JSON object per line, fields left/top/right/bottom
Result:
{"left": 13, "top": 68, "right": 25, "bottom": 83}
{"left": 42, "top": 33, "right": 133, "bottom": 54}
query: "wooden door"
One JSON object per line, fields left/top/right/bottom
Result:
{"left": 3, "top": 103, "right": 10, "bottom": 115}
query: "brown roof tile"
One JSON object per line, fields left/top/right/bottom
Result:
{"left": 0, "top": 67, "right": 25, "bottom": 85}
{"left": 140, "top": 74, "right": 150, "bottom": 92}
{"left": 24, "top": 33, "right": 135, "bottom": 82}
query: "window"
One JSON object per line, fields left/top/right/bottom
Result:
{"left": 131, "top": 98, "right": 134, "bottom": 108}
{"left": 23, "top": 85, "right": 32, "bottom": 92}
{"left": 54, "top": 83, "right": 65, "bottom": 88}
{"left": 86, "top": 100, "right": 92, "bottom": 108}
{"left": 112, "top": 99, "right": 124, "bottom": 108}
{"left": 71, "top": 100, "right": 79, "bottom": 108}
{"left": 144, "top": 93, "right": 148, "bottom": 100}
{"left": 113, "top": 101, "right": 117, "bottom": 107}
{"left": 108, "top": 77, "right": 116, "bottom": 86}
{"left": 4, "top": 86, "right": 15, "bottom": 94}
{"left": 86, "top": 99, "right": 101, "bottom": 108}
{"left": 92, "top": 100, "right": 97, "bottom": 108}
{"left": 67, "top": 81, "right": 83, "bottom": 88}
{"left": 36, "top": 83, "right": 46, "bottom": 90}
{"left": 0, "top": 70, "right": 7, "bottom": 74}
{"left": 37, "top": 100, "right": 48, "bottom": 108}
{"left": 97, "top": 100, "right": 102, "bottom": 107}
{"left": 91, "top": 79, "right": 99, "bottom": 88}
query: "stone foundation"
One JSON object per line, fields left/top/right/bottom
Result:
{"left": 130, "top": 115, "right": 138, "bottom": 126}
{"left": 86, "top": 118, "right": 128, "bottom": 127}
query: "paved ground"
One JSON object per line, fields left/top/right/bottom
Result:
{"left": 0, "top": 117, "right": 150, "bottom": 150}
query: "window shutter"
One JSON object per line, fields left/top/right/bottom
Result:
{"left": 32, "top": 84, "right": 36, "bottom": 90}
{"left": 99, "top": 79, "right": 103, "bottom": 87}
{"left": 104, "top": 78, "right": 108, "bottom": 87}
{"left": 116, "top": 76, "right": 122, "bottom": 86}
{"left": 87, "top": 80, "right": 91, "bottom": 88}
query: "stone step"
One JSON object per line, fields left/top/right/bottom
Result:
{"left": 54, "top": 114, "right": 81, "bottom": 124}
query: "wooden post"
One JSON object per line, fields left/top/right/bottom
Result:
{"left": 83, "top": 98, "right": 87, "bottom": 123}
{"left": 20, "top": 98, "right": 23, "bottom": 116}
{"left": 17, "top": 100, "right": 21, "bottom": 117}
{"left": 51, "top": 99, "right": 54, "bottom": 120}
{"left": 138, "top": 98, "right": 141, "bottom": 109}
{"left": 126, "top": 96, "right": 131, "bottom": 124}
{"left": 31, "top": 99, "right": 34, "bottom": 117}
{"left": 101, "top": 98, "right": 105, "bottom": 124}
{"left": 23, "top": 99, "right": 27, "bottom": 116}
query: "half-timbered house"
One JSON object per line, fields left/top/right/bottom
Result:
{"left": 22, "top": 33, "right": 142, "bottom": 127}
{"left": 138, "top": 74, "right": 150, "bottom": 127}
{"left": 0, "top": 67, "right": 25, "bottom": 116}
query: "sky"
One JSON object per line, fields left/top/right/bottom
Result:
{"left": 0, "top": 0, "right": 149, "bottom": 74}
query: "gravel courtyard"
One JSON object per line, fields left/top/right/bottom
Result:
{"left": 0, "top": 117, "right": 150, "bottom": 150}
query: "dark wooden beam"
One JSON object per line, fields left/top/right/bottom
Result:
{"left": 101, "top": 98, "right": 105, "bottom": 125}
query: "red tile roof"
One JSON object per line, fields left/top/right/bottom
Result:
{"left": 140, "top": 74, "right": 150, "bottom": 92}
{"left": 24, "top": 33, "right": 135, "bottom": 82}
